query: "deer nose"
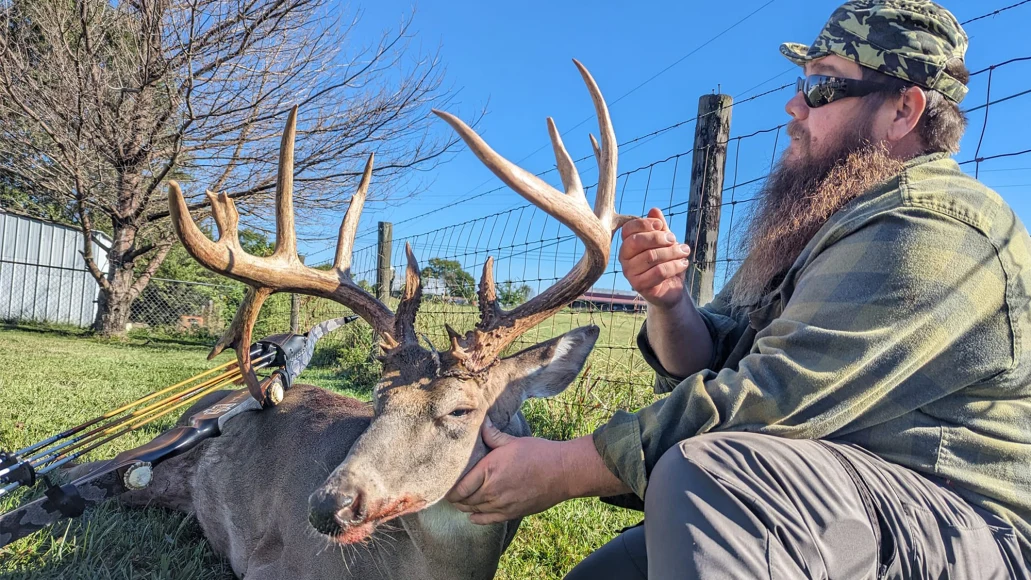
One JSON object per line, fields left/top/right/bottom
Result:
{"left": 308, "top": 488, "right": 366, "bottom": 534}
{"left": 332, "top": 493, "right": 365, "bottom": 526}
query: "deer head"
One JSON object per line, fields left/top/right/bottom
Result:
{"left": 167, "top": 60, "right": 631, "bottom": 545}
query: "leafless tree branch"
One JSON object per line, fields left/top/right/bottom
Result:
{"left": 0, "top": 0, "right": 461, "bottom": 335}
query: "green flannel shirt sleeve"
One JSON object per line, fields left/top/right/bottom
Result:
{"left": 593, "top": 205, "right": 1012, "bottom": 499}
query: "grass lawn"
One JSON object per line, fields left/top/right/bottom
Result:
{"left": 0, "top": 319, "right": 655, "bottom": 579}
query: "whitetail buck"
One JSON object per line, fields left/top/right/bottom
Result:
{"left": 115, "top": 61, "right": 631, "bottom": 579}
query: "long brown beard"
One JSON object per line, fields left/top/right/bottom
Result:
{"left": 730, "top": 124, "right": 905, "bottom": 307}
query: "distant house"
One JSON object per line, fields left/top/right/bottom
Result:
{"left": 571, "top": 288, "right": 647, "bottom": 313}
{"left": 390, "top": 267, "right": 448, "bottom": 298}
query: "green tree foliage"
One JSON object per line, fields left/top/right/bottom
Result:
{"left": 0, "top": 181, "right": 75, "bottom": 224}
{"left": 498, "top": 281, "right": 533, "bottom": 307}
{"left": 421, "top": 258, "right": 475, "bottom": 300}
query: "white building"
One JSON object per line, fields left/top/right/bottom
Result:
{"left": 390, "top": 266, "right": 449, "bottom": 297}
{"left": 0, "top": 208, "right": 111, "bottom": 327}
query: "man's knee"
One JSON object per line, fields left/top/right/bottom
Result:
{"left": 564, "top": 526, "right": 647, "bottom": 580}
{"left": 646, "top": 432, "right": 800, "bottom": 508}
{"left": 646, "top": 433, "right": 742, "bottom": 509}
{"left": 653, "top": 432, "right": 759, "bottom": 477}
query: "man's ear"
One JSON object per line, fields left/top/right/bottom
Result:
{"left": 492, "top": 325, "right": 599, "bottom": 403}
{"left": 888, "top": 85, "right": 926, "bottom": 142}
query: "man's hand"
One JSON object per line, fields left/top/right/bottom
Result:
{"left": 446, "top": 418, "right": 573, "bottom": 524}
{"left": 446, "top": 418, "right": 631, "bottom": 525}
{"left": 620, "top": 207, "right": 692, "bottom": 309}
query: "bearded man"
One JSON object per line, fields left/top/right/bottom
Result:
{"left": 446, "top": 1, "right": 1031, "bottom": 578}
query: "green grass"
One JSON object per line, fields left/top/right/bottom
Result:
{"left": 0, "top": 318, "right": 654, "bottom": 579}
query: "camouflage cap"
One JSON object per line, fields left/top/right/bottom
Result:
{"left": 780, "top": 0, "right": 968, "bottom": 103}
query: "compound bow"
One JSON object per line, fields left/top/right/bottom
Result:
{"left": 0, "top": 315, "right": 357, "bottom": 548}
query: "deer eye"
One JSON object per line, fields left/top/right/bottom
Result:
{"left": 448, "top": 408, "right": 473, "bottom": 418}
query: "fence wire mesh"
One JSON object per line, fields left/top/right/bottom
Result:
{"left": 3, "top": 33, "right": 1029, "bottom": 418}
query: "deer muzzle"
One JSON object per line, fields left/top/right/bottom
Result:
{"left": 308, "top": 486, "right": 366, "bottom": 536}
{"left": 307, "top": 471, "right": 429, "bottom": 544}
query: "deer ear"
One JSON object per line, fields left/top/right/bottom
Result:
{"left": 495, "top": 325, "right": 599, "bottom": 401}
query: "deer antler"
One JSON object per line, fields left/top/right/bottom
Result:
{"left": 433, "top": 60, "right": 633, "bottom": 372}
{"left": 168, "top": 106, "right": 423, "bottom": 404}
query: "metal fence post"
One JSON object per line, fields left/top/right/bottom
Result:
{"left": 684, "top": 93, "right": 733, "bottom": 306}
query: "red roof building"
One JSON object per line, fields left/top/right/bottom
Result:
{"left": 572, "top": 289, "right": 647, "bottom": 313}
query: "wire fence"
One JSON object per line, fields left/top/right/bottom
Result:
{"left": 3, "top": 4, "right": 1030, "bottom": 415}
{"left": 333, "top": 45, "right": 1031, "bottom": 403}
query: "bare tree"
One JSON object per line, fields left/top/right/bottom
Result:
{"left": 0, "top": 0, "right": 458, "bottom": 336}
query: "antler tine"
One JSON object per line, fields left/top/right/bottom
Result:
{"left": 573, "top": 59, "right": 621, "bottom": 226}
{"left": 392, "top": 242, "right": 423, "bottom": 349}
{"left": 334, "top": 153, "right": 374, "bottom": 273}
{"left": 206, "top": 190, "right": 240, "bottom": 249}
{"left": 478, "top": 256, "right": 502, "bottom": 329}
{"left": 432, "top": 61, "right": 633, "bottom": 371}
{"left": 169, "top": 181, "right": 230, "bottom": 272}
{"left": 211, "top": 286, "right": 271, "bottom": 398}
{"left": 210, "top": 288, "right": 270, "bottom": 358}
{"left": 545, "top": 118, "right": 584, "bottom": 200}
{"left": 589, "top": 134, "right": 602, "bottom": 167}
{"left": 274, "top": 105, "right": 299, "bottom": 260}
{"left": 168, "top": 108, "right": 408, "bottom": 403}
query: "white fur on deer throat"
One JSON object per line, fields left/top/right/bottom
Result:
{"left": 416, "top": 500, "right": 488, "bottom": 540}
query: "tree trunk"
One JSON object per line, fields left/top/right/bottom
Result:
{"left": 91, "top": 240, "right": 173, "bottom": 337}
{"left": 93, "top": 284, "right": 133, "bottom": 337}
{"left": 93, "top": 171, "right": 143, "bottom": 338}
{"left": 92, "top": 223, "right": 140, "bottom": 337}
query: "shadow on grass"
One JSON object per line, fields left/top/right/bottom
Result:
{"left": 2, "top": 321, "right": 217, "bottom": 352}
{"left": 1, "top": 321, "right": 88, "bottom": 339}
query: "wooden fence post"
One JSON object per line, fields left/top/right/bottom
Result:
{"left": 290, "top": 293, "right": 300, "bottom": 333}
{"left": 376, "top": 222, "right": 393, "bottom": 303}
{"left": 684, "top": 93, "right": 733, "bottom": 306}
{"left": 290, "top": 256, "right": 304, "bottom": 333}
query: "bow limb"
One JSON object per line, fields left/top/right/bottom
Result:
{"left": 0, "top": 388, "right": 261, "bottom": 548}
{"left": 0, "top": 425, "right": 196, "bottom": 548}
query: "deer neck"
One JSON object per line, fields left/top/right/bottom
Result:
{"left": 400, "top": 410, "right": 527, "bottom": 580}
{"left": 402, "top": 502, "right": 512, "bottom": 580}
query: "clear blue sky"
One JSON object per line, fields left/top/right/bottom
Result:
{"left": 293, "top": 0, "right": 1031, "bottom": 293}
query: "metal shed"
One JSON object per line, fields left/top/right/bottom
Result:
{"left": 0, "top": 209, "right": 110, "bottom": 327}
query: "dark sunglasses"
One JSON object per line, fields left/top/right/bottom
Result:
{"left": 796, "top": 74, "right": 891, "bottom": 108}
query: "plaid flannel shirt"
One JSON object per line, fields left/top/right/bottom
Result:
{"left": 592, "top": 152, "right": 1031, "bottom": 561}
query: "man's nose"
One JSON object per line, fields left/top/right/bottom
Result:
{"left": 785, "top": 90, "right": 809, "bottom": 121}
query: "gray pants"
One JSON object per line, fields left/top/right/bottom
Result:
{"left": 565, "top": 433, "right": 1028, "bottom": 579}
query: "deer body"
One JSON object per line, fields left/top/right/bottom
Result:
{"left": 147, "top": 60, "right": 630, "bottom": 579}
{"left": 123, "top": 385, "right": 518, "bottom": 579}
